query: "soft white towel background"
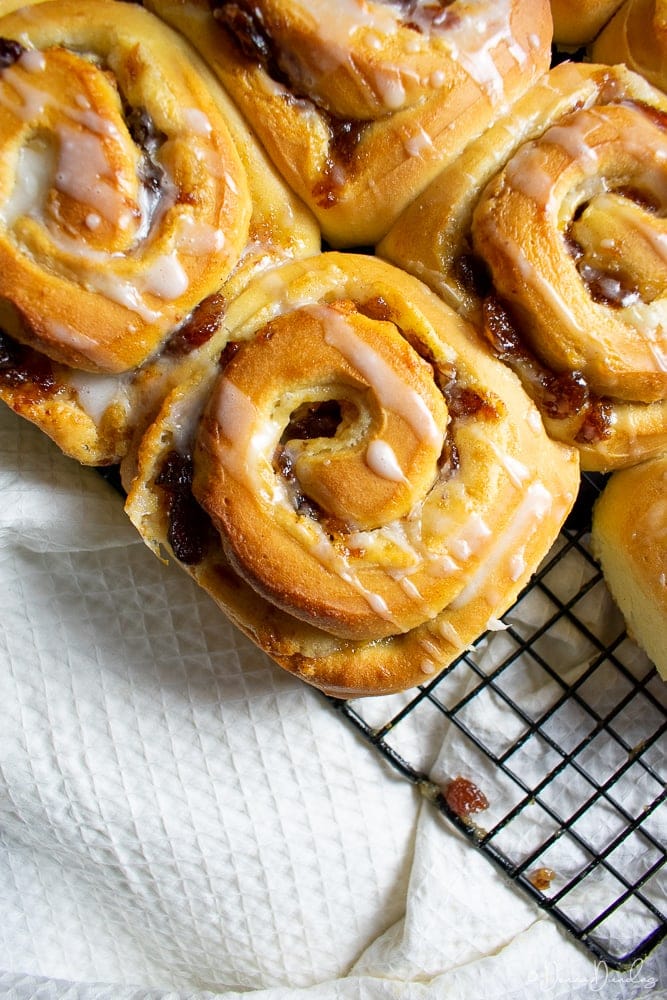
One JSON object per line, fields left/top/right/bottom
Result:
{"left": 0, "top": 403, "right": 664, "bottom": 999}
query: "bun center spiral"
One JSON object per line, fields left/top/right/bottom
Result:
{"left": 0, "top": 3, "right": 251, "bottom": 374}
{"left": 213, "top": 0, "right": 534, "bottom": 119}
{"left": 194, "top": 298, "right": 455, "bottom": 639}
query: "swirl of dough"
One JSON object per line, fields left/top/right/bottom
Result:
{"left": 127, "top": 254, "right": 580, "bottom": 695}
{"left": 470, "top": 79, "right": 667, "bottom": 468}
{"left": 211, "top": 0, "right": 541, "bottom": 120}
{"left": 473, "top": 102, "right": 667, "bottom": 402}
{"left": 381, "top": 63, "right": 667, "bottom": 471}
{"left": 550, "top": 0, "right": 624, "bottom": 46}
{"left": 592, "top": 0, "right": 667, "bottom": 95}
{"left": 144, "top": 0, "right": 552, "bottom": 246}
{"left": 0, "top": 0, "right": 251, "bottom": 375}
{"left": 0, "top": 0, "right": 319, "bottom": 466}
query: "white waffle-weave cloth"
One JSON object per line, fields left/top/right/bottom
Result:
{"left": 0, "top": 404, "right": 664, "bottom": 1000}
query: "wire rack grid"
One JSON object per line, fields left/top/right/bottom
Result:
{"left": 327, "top": 473, "right": 666, "bottom": 972}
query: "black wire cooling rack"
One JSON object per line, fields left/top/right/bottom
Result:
{"left": 98, "top": 463, "right": 665, "bottom": 971}
{"left": 326, "top": 472, "right": 666, "bottom": 972}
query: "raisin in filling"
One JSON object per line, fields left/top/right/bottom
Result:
{"left": 125, "top": 104, "right": 166, "bottom": 201}
{"left": 212, "top": 2, "right": 277, "bottom": 75}
{"left": 209, "top": 2, "right": 368, "bottom": 206}
{"left": 312, "top": 115, "right": 367, "bottom": 209}
{"left": 0, "top": 330, "right": 58, "bottom": 394}
{"left": 165, "top": 293, "right": 226, "bottom": 357}
{"left": 274, "top": 400, "right": 343, "bottom": 525}
{"left": 156, "top": 450, "right": 212, "bottom": 565}
{"left": 481, "top": 297, "right": 613, "bottom": 444}
{"left": 0, "top": 37, "right": 25, "bottom": 69}
{"left": 453, "top": 251, "right": 493, "bottom": 299}
{"left": 565, "top": 223, "right": 640, "bottom": 310}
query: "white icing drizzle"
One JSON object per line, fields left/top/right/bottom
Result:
{"left": 67, "top": 369, "right": 130, "bottom": 423}
{"left": 646, "top": 339, "right": 667, "bottom": 373}
{"left": 403, "top": 124, "right": 435, "bottom": 158}
{"left": 373, "top": 67, "right": 407, "bottom": 110}
{"left": 142, "top": 253, "right": 190, "bottom": 301}
{"left": 527, "top": 407, "right": 543, "bottom": 433}
{"left": 395, "top": 575, "right": 423, "bottom": 600}
{"left": 175, "top": 214, "right": 226, "bottom": 255}
{"left": 181, "top": 107, "right": 212, "bottom": 135}
{"left": 508, "top": 551, "right": 526, "bottom": 581}
{"left": 81, "top": 270, "right": 161, "bottom": 323}
{"left": 418, "top": 635, "right": 440, "bottom": 656}
{"left": 480, "top": 434, "right": 530, "bottom": 489}
{"left": 365, "top": 438, "right": 407, "bottom": 482}
{"left": 0, "top": 137, "right": 55, "bottom": 226}
{"left": 54, "top": 122, "right": 131, "bottom": 225}
{"left": 450, "top": 481, "right": 553, "bottom": 610}
{"left": 436, "top": 618, "right": 463, "bottom": 648}
{"left": 435, "top": 511, "right": 492, "bottom": 565}
{"left": 310, "top": 303, "right": 442, "bottom": 447}
{"left": 438, "top": 0, "right": 525, "bottom": 102}
{"left": 18, "top": 49, "right": 45, "bottom": 73}
{"left": 542, "top": 118, "right": 600, "bottom": 170}
{"left": 44, "top": 320, "right": 115, "bottom": 368}
{"left": 0, "top": 60, "right": 50, "bottom": 117}
{"left": 215, "top": 379, "right": 265, "bottom": 481}
{"left": 505, "top": 143, "right": 556, "bottom": 212}
{"left": 307, "top": 525, "right": 397, "bottom": 622}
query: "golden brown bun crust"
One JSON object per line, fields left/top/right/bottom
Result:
{"left": 126, "top": 254, "right": 580, "bottom": 697}
{"left": 591, "top": 0, "right": 667, "bottom": 94}
{"left": 144, "top": 0, "right": 553, "bottom": 247}
{"left": 550, "top": 0, "right": 624, "bottom": 45}
{"left": 380, "top": 62, "right": 667, "bottom": 473}
{"left": 592, "top": 457, "right": 667, "bottom": 680}
{"left": 0, "top": 0, "right": 319, "bottom": 464}
{"left": 0, "top": 1, "right": 251, "bottom": 374}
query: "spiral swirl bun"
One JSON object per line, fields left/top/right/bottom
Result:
{"left": 210, "top": 0, "right": 534, "bottom": 120}
{"left": 474, "top": 102, "right": 667, "bottom": 403}
{"left": 145, "top": 0, "right": 552, "bottom": 246}
{"left": 0, "top": 0, "right": 319, "bottom": 463}
{"left": 381, "top": 63, "right": 667, "bottom": 471}
{"left": 194, "top": 298, "right": 453, "bottom": 640}
{"left": 592, "top": 0, "right": 667, "bottom": 95}
{"left": 0, "top": 1, "right": 252, "bottom": 374}
{"left": 550, "top": 0, "right": 624, "bottom": 46}
{"left": 472, "top": 80, "right": 667, "bottom": 469}
{"left": 127, "top": 255, "right": 579, "bottom": 695}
